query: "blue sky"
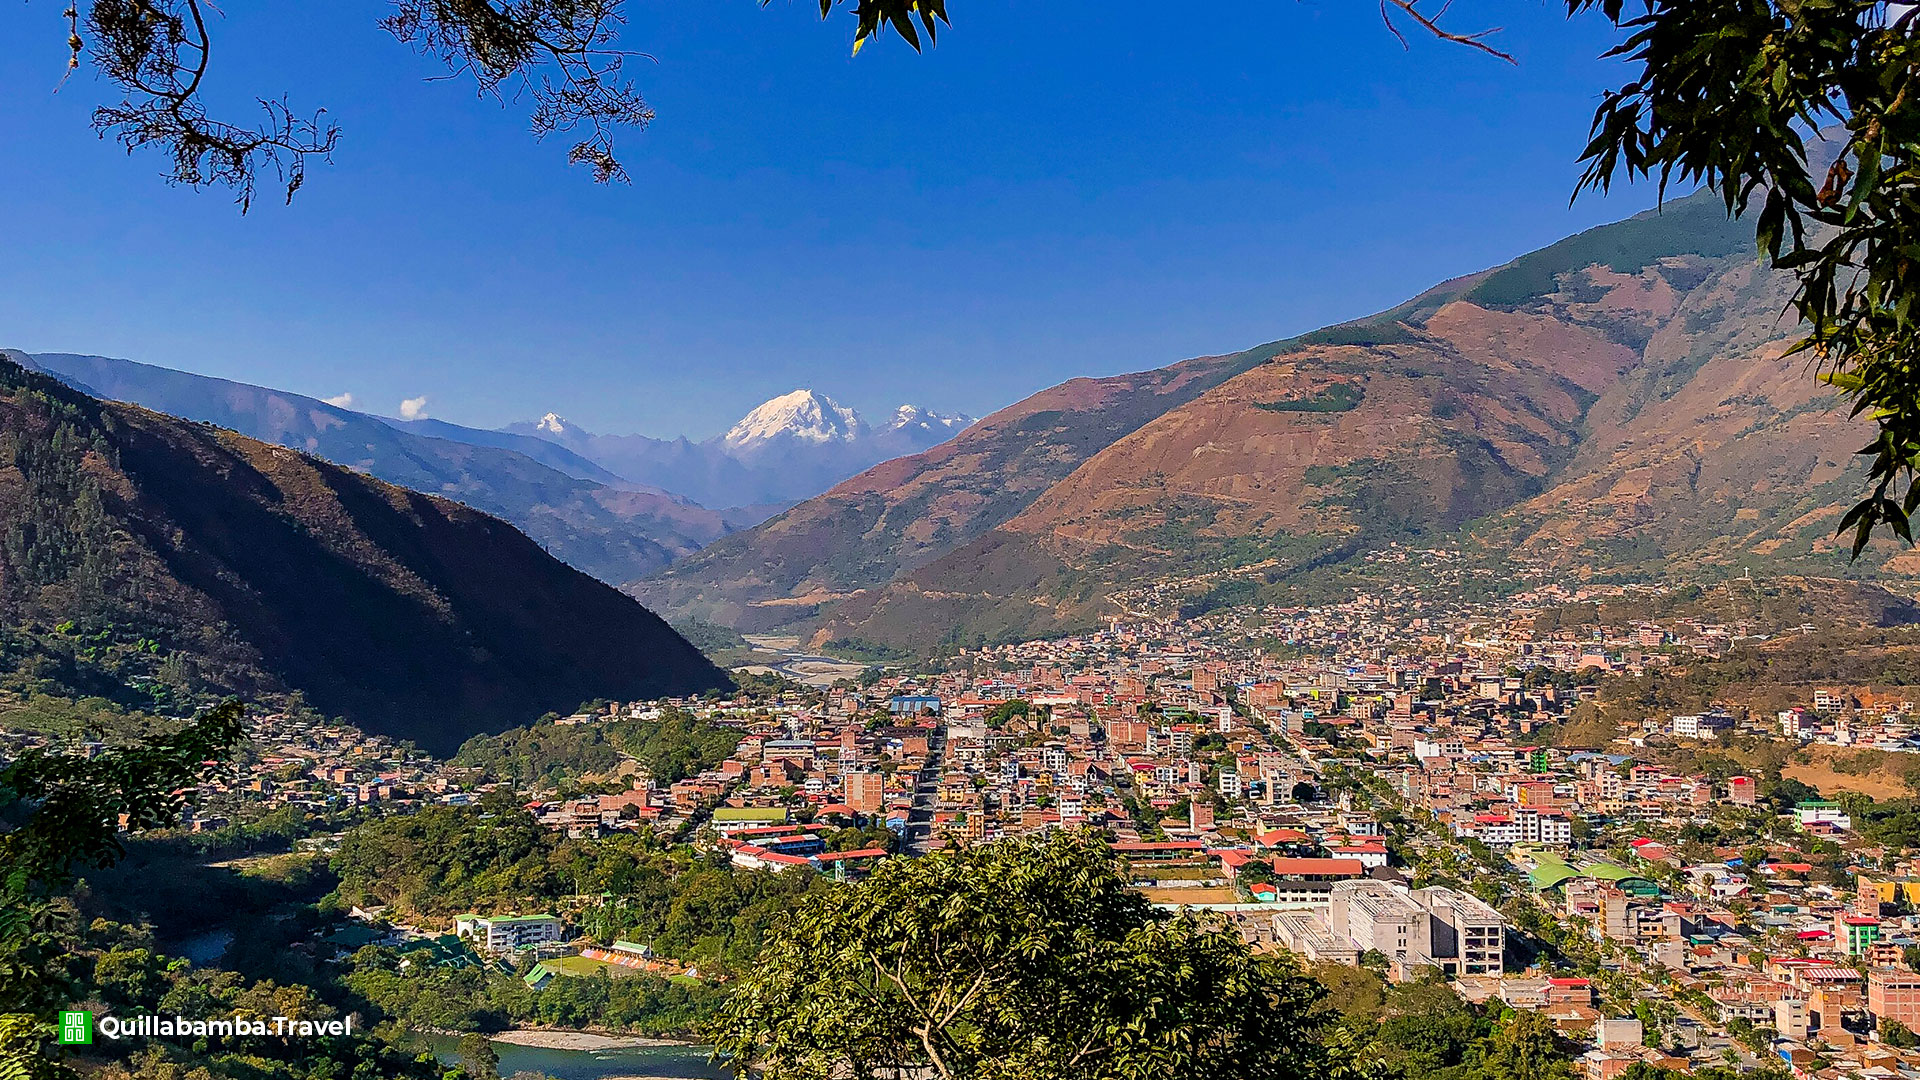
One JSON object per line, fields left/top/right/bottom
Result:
{"left": 0, "top": 1, "right": 1674, "bottom": 438}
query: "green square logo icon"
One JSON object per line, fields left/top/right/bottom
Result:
{"left": 58, "top": 1010, "right": 92, "bottom": 1045}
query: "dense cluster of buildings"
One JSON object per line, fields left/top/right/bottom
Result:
{"left": 23, "top": 575, "right": 1920, "bottom": 1080}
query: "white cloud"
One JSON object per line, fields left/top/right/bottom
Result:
{"left": 398, "top": 395, "right": 429, "bottom": 421}
{"left": 322, "top": 392, "right": 355, "bottom": 409}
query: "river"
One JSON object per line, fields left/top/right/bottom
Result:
{"left": 425, "top": 1033, "right": 728, "bottom": 1079}
{"left": 169, "top": 928, "right": 234, "bottom": 967}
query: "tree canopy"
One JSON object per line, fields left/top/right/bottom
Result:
{"left": 0, "top": 700, "right": 244, "bottom": 1073}
{"left": 705, "top": 829, "right": 1339, "bottom": 1080}
{"left": 53, "top": 0, "right": 949, "bottom": 208}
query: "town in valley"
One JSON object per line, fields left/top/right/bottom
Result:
{"left": 21, "top": 566, "right": 1920, "bottom": 1080}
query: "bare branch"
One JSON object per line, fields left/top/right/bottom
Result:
{"left": 59, "top": 0, "right": 1506, "bottom": 210}
{"left": 1379, "top": 0, "right": 1516, "bottom": 62}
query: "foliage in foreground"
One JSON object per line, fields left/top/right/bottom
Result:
{"left": 1575, "top": 0, "right": 1920, "bottom": 552}
{"left": 707, "top": 829, "right": 1338, "bottom": 1080}
{"left": 332, "top": 803, "right": 826, "bottom": 976}
{"left": 0, "top": 703, "right": 244, "bottom": 1076}
{"left": 451, "top": 706, "right": 742, "bottom": 790}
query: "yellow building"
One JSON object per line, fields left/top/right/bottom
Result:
{"left": 1858, "top": 875, "right": 1920, "bottom": 907}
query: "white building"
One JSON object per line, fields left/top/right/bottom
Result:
{"left": 1413, "top": 738, "right": 1465, "bottom": 761}
{"left": 1515, "top": 807, "right": 1573, "bottom": 846}
{"left": 1329, "top": 880, "right": 1426, "bottom": 971}
{"left": 1218, "top": 771, "right": 1244, "bottom": 799}
{"left": 455, "top": 914, "right": 565, "bottom": 953}
{"left": 1327, "top": 881, "right": 1507, "bottom": 978}
{"left": 1671, "top": 711, "right": 1732, "bottom": 739}
{"left": 1327, "top": 842, "right": 1390, "bottom": 870}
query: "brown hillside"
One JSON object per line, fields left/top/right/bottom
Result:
{"left": 811, "top": 262, "right": 1700, "bottom": 650}
{"left": 1487, "top": 257, "right": 1873, "bottom": 571}
{"left": 811, "top": 206, "right": 1908, "bottom": 653}
{"left": 0, "top": 357, "right": 726, "bottom": 754}
{"left": 628, "top": 346, "right": 1277, "bottom": 629}
{"left": 651, "top": 191, "right": 1912, "bottom": 655}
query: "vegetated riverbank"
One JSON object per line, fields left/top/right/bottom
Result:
{"left": 491, "top": 1029, "right": 698, "bottom": 1051}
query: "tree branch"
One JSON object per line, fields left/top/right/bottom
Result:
{"left": 1379, "top": 0, "right": 1516, "bottom": 62}
{"left": 81, "top": 0, "right": 339, "bottom": 210}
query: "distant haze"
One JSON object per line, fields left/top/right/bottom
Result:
{"left": 509, "top": 389, "right": 974, "bottom": 508}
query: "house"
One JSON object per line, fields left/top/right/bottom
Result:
{"left": 1326, "top": 841, "right": 1390, "bottom": 870}
{"left": 1268, "top": 857, "right": 1367, "bottom": 906}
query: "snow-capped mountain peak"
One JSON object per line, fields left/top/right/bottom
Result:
{"left": 536, "top": 412, "right": 571, "bottom": 435}
{"left": 723, "top": 389, "right": 865, "bottom": 449}
{"left": 887, "top": 404, "right": 973, "bottom": 434}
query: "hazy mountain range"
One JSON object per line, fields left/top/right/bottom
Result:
{"left": 632, "top": 189, "right": 1904, "bottom": 655}
{"left": 14, "top": 187, "right": 1897, "bottom": 668}
{"left": 8, "top": 350, "right": 745, "bottom": 585}
{"left": 5, "top": 352, "right": 974, "bottom": 585}
{"left": 0, "top": 354, "right": 725, "bottom": 753}
{"left": 505, "top": 390, "right": 974, "bottom": 509}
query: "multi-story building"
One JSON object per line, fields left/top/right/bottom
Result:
{"left": 1838, "top": 914, "right": 1882, "bottom": 958}
{"left": 1329, "top": 880, "right": 1427, "bottom": 972}
{"left": 1267, "top": 857, "right": 1367, "bottom": 906}
{"left": 1869, "top": 968, "right": 1920, "bottom": 1027}
{"left": 845, "top": 771, "right": 885, "bottom": 814}
{"left": 455, "top": 913, "right": 565, "bottom": 953}
{"left": 1412, "top": 886, "right": 1504, "bottom": 975}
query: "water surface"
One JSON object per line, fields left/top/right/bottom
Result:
{"left": 426, "top": 1033, "right": 729, "bottom": 1079}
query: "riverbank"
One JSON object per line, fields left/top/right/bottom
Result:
{"left": 490, "top": 1029, "right": 699, "bottom": 1051}
{"left": 425, "top": 1031, "right": 726, "bottom": 1080}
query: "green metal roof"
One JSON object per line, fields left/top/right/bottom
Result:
{"left": 1527, "top": 853, "right": 1583, "bottom": 890}
{"left": 713, "top": 807, "right": 789, "bottom": 823}
{"left": 1525, "top": 852, "right": 1653, "bottom": 891}
{"left": 1584, "top": 861, "right": 1645, "bottom": 883}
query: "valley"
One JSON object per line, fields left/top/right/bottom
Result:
{"left": 17, "top": 11, "right": 1920, "bottom": 1080}
{"left": 0, "top": 356, "right": 726, "bottom": 754}
{"left": 18, "top": 190, "right": 1887, "bottom": 670}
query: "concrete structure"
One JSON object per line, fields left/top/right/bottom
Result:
{"left": 1329, "top": 880, "right": 1428, "bottom": 974}
{"left": 455, "top": 913, "right": 565, "bottom": 953}
{"left": 1414, "top": 885, "right": 1505, "bottom": 976}
{"left": 1773, "top": 996, "right": 1810, "bottom": 1041}
{"left": 1272, "top": 911, "right": 1360, "bottom": 965}
{"left": 1594, "top": 1018, "right": 1644, "bottom": 1049}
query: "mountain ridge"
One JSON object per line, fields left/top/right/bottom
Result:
{"left": 10, "top": 350, "right": 741, "bottom": 585}
{"left": 628, "top": 346, "right": 1278, "bottom": 630}
{"left": 506, "top": 391, "right": 974, "bottom": 509}
{"left": 635, "top": 191, "right": 1909, "bottom": 654}
{"left": 0, "top": 354, "right": 728, "bottom": 754}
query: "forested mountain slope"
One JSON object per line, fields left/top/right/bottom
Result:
{"left": 0, "top": 356, "right": 726, "bottom": 753}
